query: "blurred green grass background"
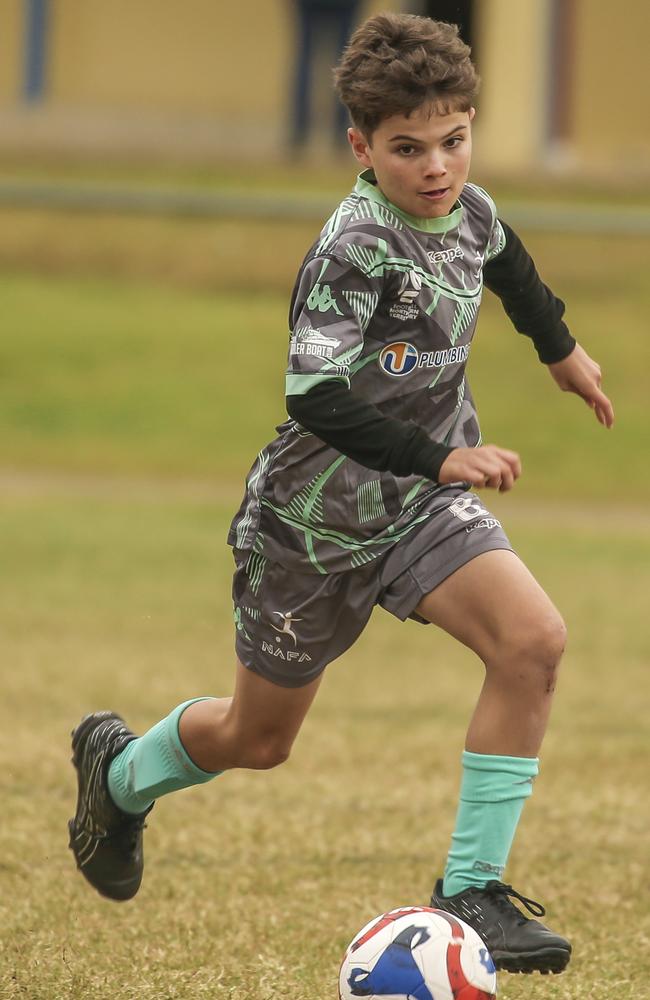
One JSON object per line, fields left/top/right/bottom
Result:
{"left": 1, "top": 225, "right": 646, "bottom": 499}
{"left": 1, "top": 164, "right": 649, "bottom": 999}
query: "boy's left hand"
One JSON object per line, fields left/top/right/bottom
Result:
{"left": 547, "top": 344, "right": 614, "bottom": 428}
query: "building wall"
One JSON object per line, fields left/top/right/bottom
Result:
{"left": 571, "top": 0, "right": 650, "bottom": 174}
{"left": 473, "top": 0, "right": 552, "bottom": 173}
{"left": 1, "top": 0, "right": 648, "bottom": 176}
{"left": 48, "top": 1, "right": 292, "bottom": 120}
{"left": 25, "top": 0, "right": 403, "bottom": 120}
{"left": 0, "top": 0, "right": 22, "bottom": 102}
{"left": 0, "top": 0, "right": 403, "bottom": 154}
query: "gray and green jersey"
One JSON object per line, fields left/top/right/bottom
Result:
{"left": 228, "top": 170, "right": 506, "bottom": 574}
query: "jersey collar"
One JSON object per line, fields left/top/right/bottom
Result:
{"left": 354, "top": 169, "right": 464, "bottom": 233}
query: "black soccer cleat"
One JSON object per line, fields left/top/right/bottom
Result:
{"left": 68, "top": 711, "right": 150, "bottom": 902}
{"left": 430, "top": 879, "right": 572, "bottom": 975}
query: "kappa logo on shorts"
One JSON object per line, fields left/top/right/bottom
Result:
{"left": 448, "top": 496, "right": 490, "bottom": 522}
{"left": 465, "top": 517, "right": 501, "bottom": 534}
{"left": 261, "top": 611, "right": 312, "bottom": 663}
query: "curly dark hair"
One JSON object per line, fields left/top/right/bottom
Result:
{"left": 333, "top": 13, "right": 479, "bottom": 138}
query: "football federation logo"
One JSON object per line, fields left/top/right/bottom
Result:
{"left": 270, "top": 610, "right": 302, "bottom": 646}
{"left": 379, "top": 341, "right": 419, "bottom": 377}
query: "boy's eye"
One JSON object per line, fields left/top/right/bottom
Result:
{"left": 397, "top": 144, "right": 416, "bottom": 156}
{"left": 445, "top": 135, "right": 464, "bottom": 148}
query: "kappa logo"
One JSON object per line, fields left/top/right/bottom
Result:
{"left": 465, "top": 517, "right": 501, "bottom": 534}
{"left": 306, "top": 282, "right": 343, "bottom": 315}
{"left": 427, "top": 246, "right": 464, "bottom": 265}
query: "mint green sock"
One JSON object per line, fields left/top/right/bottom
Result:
{"left": 442, "top": 751, "right": 539, "bottom": 897}
{"left": 107, "top": 698, "right": 221, "bottom": 815}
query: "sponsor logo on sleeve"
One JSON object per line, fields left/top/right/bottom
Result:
{"left": 290, "top": 326, "right": 341, "bottom": 359}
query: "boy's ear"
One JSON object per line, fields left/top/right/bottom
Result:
{"left": 468, "top": 107, "right": 476, "bottom": 122}
{"left": 348, "top": 128, "right": 373, "bottom": 168}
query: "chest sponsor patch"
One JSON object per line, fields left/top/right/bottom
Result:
{"left": 379, "top": 341, "right": 470, "bottom": 377}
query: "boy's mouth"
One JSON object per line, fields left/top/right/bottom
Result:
{"left": 419, "top": 187, "right": 450, "bottom": 201}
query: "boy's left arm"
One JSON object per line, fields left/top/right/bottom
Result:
{"left": 483, "top": 221, "right": 614, "bottom": 428}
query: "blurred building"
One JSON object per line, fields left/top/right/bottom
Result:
{"left": 1, "top": 0, "right": 649, "bottom": 178}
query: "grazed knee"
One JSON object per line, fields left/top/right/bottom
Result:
{"left": 489, "top": 610, "right": 567, "bottom": 692}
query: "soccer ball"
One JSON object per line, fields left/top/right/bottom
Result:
{"left": 338, "top": 905, "right": 497, "bottom": 1000}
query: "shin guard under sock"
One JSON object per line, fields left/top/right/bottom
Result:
{"left": 442, "top": 750, "right": 539, "bottom": 897}
{"left": 107, "top": 698, "right": 221, "bottom": 815}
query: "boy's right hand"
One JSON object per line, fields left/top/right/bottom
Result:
{"left": 438, "top": 445, "right": 521, "bottom": 492}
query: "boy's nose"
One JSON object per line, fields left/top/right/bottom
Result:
{"left": 423, "top": 154, "right": 446, "bottom": 178}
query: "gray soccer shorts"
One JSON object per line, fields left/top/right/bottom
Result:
{"left": 232, "top": 487, "right": 512, "bottom": 687}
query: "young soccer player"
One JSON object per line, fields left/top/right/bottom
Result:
{"left": 68, "top": 13, "right": 614, "bottom": 976}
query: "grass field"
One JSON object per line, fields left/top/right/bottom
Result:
{"left": 1, "top": 198, "right": 649, "bottom": 998}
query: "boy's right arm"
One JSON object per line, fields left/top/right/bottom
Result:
{"left": 287, "top": 381, "right": 521, "bottom": 491}
{"left": 286, "top": 380, "right": 453, "bottom": 480}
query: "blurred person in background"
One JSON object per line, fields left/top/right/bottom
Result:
{"left": 289, "top": 0, "right": 361, "bottom": 149}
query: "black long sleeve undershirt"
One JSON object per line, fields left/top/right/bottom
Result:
{"left": 287, "top": 222, "right": 576, "bottom": 482}
{"left": 286, "top": 380, "right": 454, "bottom": 481}
{"left": 482, "top": 221, "right": 576, "bottom": 364}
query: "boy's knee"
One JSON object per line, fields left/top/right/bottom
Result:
{"left": 533, "top": 611, "right": 567, "bottom": 667}
{"left": 498, "top": 608, "right": 567, "bottom": 674}
{"left": 242, "top": 735, "right": 292, "bottom": 771}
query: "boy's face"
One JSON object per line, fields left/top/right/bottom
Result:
{"left": 349, "top": 104, "right": 475, "bottom": 219}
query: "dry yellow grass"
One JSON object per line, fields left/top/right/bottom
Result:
{"left": 1, "top": 191, "right": 649, "bottom": 996}
{"left": 1, "top": 474, "right": 649, "bottom": 999}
